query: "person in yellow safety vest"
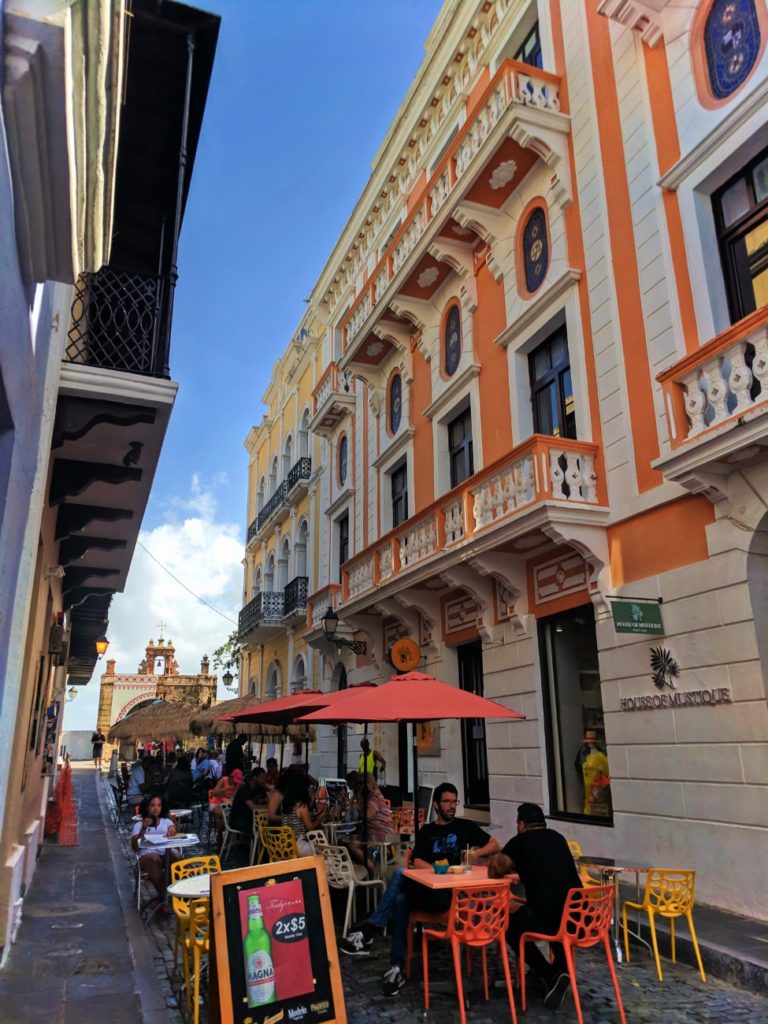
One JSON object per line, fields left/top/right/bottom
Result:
{"left": 359, "top": 736, "right": 386, "bottom": 780}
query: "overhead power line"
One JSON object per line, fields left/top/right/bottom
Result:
{"left": 136, "top": 540, "right": 237, "bottom": 625}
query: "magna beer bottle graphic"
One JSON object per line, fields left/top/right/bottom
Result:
{"left": 244, "top": 893, "right": 276, "bottom": 1007}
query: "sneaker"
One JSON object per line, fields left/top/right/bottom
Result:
{"left": 543, "top": 972, "right": 570, "bottom": 1010}
{"left": 339, "top": 930, "right": 373, "bottom": 957}
{"left": 381, "top": 964, "right": 406, "bottom": 996}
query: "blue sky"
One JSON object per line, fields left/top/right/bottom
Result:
{"left": 67, "top": 1, "right": 443, "bottom": 730}
{"left": 153, "top": 0, "right": 444, "bottom": 528}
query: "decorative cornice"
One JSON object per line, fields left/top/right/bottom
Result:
{"left": 659, "top": 76, "right": 768, "bottom": 191}
{"left": 423, "top": 363, "right": 481, "bottom": 421}
{"left": 372, "top": 427, "right": 415, "bottom": 470}
{"left": 494, "top": 268, "right": 582, "bottom": 349}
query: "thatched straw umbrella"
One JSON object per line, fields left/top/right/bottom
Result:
{"left": 108, "top": 701, "right": 199, "bottom": 743}
{"left": 190, "top": 695, "right": 314, "bottom": 767}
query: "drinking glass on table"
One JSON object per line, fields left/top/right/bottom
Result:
{"left": 461, "top": 847, "right": 478, "bottom": 870}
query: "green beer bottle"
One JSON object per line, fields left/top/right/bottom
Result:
{"left": 243, "top": 893, "right": 276, "bottom": 1007}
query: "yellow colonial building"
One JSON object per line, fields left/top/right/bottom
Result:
{"left": 239, "top": 321, "right": 323, "bottom": 700}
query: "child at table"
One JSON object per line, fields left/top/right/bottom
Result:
{"left": 131, "top": 793, "right": 181, "bottom": 905}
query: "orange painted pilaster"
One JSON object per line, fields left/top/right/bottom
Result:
{"left": 475, "top": 262, "right": 514, "bottom": 458}
{"left": 643, "top": 41, "right": 699, "bottom": 355}
{"left": 585, "top": 3, "right": 662, "bottom": 492}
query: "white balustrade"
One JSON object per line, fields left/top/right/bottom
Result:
{"left": 347, "top": 555, "right": 374, "bottom": 598}
{"left": 515, "top": 72, "right": 560, "bottom": 111}
{"left": 455, "top": 85, "right": 508, "bottom": 181}
{"left": 314, "top": 370, "right": 336, "bottom": 410}
{"left": 378, "top": 541, "right": 393, "bottom": 582}
{"left": 471, "top": 453, "right": 535, "bottom": 530}
{"left": 347, "top": 292, "right": 372, "bottom": 343}
{"left": 399, "top": 516, "right": 437, "bottom": 567}
{"left": 430, "top": 170, "right": 451, "bottom": 215}
{"left": 375, "top": 267, "right": 389, "bottom": 302}
{"left": 443, "top": 498, "right": 464, "bottom": 545}
{"left": 392, "top": 209, "right": 426, "bottom": 274}
{"left": 549, "top": 449, "right": 597, "bottom": 502}
{"left": 679, "top": 332, "right": 768, "bottom": 437}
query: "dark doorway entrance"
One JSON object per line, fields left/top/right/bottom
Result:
{"left": 458, "top": 641, "right": 489, "bottom": 808}
{"left": 336, "top": 666, "right": 348, "bottom": 778}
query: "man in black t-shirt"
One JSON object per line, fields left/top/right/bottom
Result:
{"left": 489, "top": 802, "right": 581, "bottom": 1009}
{"left": 339, "top": 782, "right": 500, "bottom": 996}
{"left": 228, "top": 770, "right": 268, "bottom": 836}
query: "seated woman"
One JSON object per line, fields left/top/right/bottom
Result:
{"left": 165, "top": 756, "right": 195, "bottom": 809}
{"left": 208, "top": 767, "right": 244, "bottom": 849}
{"left": 131, "top": 793, "right": 180, "bottom": 906}
{"left": 268, "top": 771, "right": 323, "bottom": 857}
{"left": 344, "top": 774, "right": 392, "bottom": 873}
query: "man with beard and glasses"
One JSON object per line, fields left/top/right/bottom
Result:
{"left": 339, "top": 782, "right": 500, "bottom": 996}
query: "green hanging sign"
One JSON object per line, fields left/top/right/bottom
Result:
{"left": 610, "top": 600, "right": 664, "bottom": 635}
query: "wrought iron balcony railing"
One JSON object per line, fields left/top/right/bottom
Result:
{"left": 287, "top": 456, "right": 311, "bottom": 491}
{"left": 238, "top": 591, "right": 285, "bottom": 637}
{"left": 283, "top": 575, "right": 309, "bottom": 618}
{"left": 247, "top": 517, "right": 259, "bottom": 544}
{"left": 257, "top": 480, "right": 288, "bottom": 531}
{"left": 66, "top": 266, "right": 171, "bottom": 378}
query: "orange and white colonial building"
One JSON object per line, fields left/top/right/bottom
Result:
{"left": 240, "top": 0, "right": 768, "bottom": 921}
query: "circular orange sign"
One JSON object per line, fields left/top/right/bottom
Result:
{"left": 389, "top": 637, "right": 420, "bottom": 672}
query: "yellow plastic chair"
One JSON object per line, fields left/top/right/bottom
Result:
{"left": 567, "top": 840, "right": 601, "bottom": 887}
{"left": 182, "top": 898, "right": 210, "bottom": 1024}
{"left": 250, "top": 811, "right": 269, "bottom": 865}
{"left": 170, "top": 854, "right": 220, "bottom": 969}
{"left": 261, "top": 824, "right": 300, "bottom": 862}
{"left": 621, "top": 869, "right": 706, "bottom": 982}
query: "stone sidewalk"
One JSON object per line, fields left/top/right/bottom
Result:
{"left": 2, "top": 765, "right": 767, "bottom": 1024}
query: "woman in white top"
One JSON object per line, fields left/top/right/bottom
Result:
{"left": 131, "top": 794, "right": 180, "bottom": 902}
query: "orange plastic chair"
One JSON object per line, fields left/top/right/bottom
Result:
{"left": 519, "top": 885, "right": 626, "bottom": 1024}
{"left": 621, "top": 869, "right": 705, "bottom": 982}
{"left": 422, "top": 881, "right": 517, "bottom": 1024}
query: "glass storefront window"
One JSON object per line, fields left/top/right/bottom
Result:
{"left": 539, "top": 604, "right": 612, "bottom": 822}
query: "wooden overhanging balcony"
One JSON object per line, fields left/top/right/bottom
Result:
{"left": 340, "top": 434, "right": 603, "bottom": 606}
{"left": 339, "top": 58, "right": 568, "bottom": 363}
{"left": 310, "top": 362, "right": 356, "bottom": 439}
{"left": 655, "top": 307, "right": 768, "bottom": 497}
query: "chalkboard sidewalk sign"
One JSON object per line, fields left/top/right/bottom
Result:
{"left": 211, "top": 855, "right": 347, "bottom": 1024}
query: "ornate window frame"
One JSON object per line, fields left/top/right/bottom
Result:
{"left": 691, "top": 0, "right": 768, "bottom": 110}
{"left": 516, "top": 197, "right": 552, "bottom": 299}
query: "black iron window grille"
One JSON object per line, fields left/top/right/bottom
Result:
{"left": 287, "top": 456, "right": 311, "bottom": 491}
{"left": 67, "top": 268, "right": 170, "bottom": 378}
{"left": 257, "top": 480, "right": 288, "bottom": 531}
{"left": 284, "top": 576, "right": 309, "bottom": 617}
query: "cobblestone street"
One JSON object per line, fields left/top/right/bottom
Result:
{"left": 1, "top": 768, "right": 766, "bottom": 1024}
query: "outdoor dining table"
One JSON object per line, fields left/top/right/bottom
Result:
{"left": 167, "top": 872, "right": 212, "bottom": 899}
{"left": 578, "top": 855, "right": 654, "bottom": 962}
{"left": 322, "top": 820, "right": 357, "bottom": 843}
{"left": 139, "top": 833, "right": 200, "bottom": 921}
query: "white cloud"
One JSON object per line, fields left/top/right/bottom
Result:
{"left": 64, "top": 476, "right": 243, "bottom": 731}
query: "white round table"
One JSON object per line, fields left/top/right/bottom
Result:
{"left": 167, "top": 872, "right": 211, "bottom": 898}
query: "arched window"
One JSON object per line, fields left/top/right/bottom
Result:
{"left": 444, "top": 304, "right": 462, "bottom": 376}
{"left": 265, "top": 663, "right": 280, "bottom": 700}
{"left": 291, "top": 654, "right": 306, "bottom": 694}
{"left": 389, "top": 373, "right": 402, "bottom": 434}
{"left": 278, "top": 537, "right": 290, "bottom": 590}
{"left": 265, "top": 553, "right": 275, "bottom": 592}
{"left": 703, "top": 0, "right": 762, "bottom": 101}
{"left": 299, "top": 408, "right": 310, "bottom": 459}
{"left": 296, "top": 518, "right": 308, "bottom": 578}
{"left": 257, "top": 476, "right": 266, "bottom": 513}
{"left": 269, "top": 456, "right": 278, "bottom": 496}
{"left": 338, "top": 435, "right": 348, "bottom": 487}
{"left": 252, "top": 565, "right": 262, "bottom": 597}
{"left": 522, "top": 205, "right": 549, "bottom": 295}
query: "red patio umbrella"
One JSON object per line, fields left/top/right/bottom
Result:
{"left": 296, "top": 672, "right": 525, "bottom": 834}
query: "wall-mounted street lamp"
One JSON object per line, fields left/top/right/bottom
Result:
{"left": 222, "top": 669, "right": 238, "bottom": 693}
{"left": 95, "top": 635, "right": 110, "bottom": 659}
{"left": 66, "top": 687, "right": 78, "bottom": 702}
{"left": 321, "top": 607, "right": 366, "bottom": 655}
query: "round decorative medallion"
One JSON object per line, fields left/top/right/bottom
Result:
{"left": 389, "top": 374, "right": 402, "bottom": 434}
{"left": 338, "top": 435, "right": 348, "bottom": 486}
{"left": 522, "top": 206, "right": 549, "bottom": 294}
{"left": 390, "top": 637, "right": 420, "bottom": 672}
{"left": 444, "top": 304, "right": 462, "bottom": 376}
{"left": 704, "top": 0, "right": 761, "bottom": 100}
